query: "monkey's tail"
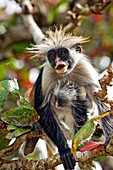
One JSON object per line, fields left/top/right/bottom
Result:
{"left": 96, "top": 97, "right": 113, "bottom": 146}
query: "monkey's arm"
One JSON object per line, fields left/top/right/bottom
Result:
{"left": 34, "top": 68, "right": 75, "bottom": 170}
{"left": 96, "top": 97, "right": 113, "bottom": 147}
{"left": 72, "top": 98, "right": 88, "bottom": 132}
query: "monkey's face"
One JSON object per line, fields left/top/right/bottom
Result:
{"left": 47, "top": 44, "right": 82, "bottom": 74}
{"left": 54, "top": 95, "right": 68, "bottom": 108}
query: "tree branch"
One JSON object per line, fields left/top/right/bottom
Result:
{"left": 0, "top": 25, "right": 32, "bottom": 51}
{"left": 64, "top": 0, "right": 111, "bottom": 32}
{"left": 0, "top": 138, "right": 113, "bottom": 170}
{"left": 0, "top": 135, "right": 27, "bottom": 158}
{"left": 17, "top": 0, "right": 44, "bottom": 44}
{"left": 22, "top": 14, "right": 44, "bottom": 44}
{"left": 0, "top": 0, "right": 111, "bottom": 48}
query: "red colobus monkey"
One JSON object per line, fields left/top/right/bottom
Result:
{"left": 29, "top": 28, "right": 113, "bottom": 170}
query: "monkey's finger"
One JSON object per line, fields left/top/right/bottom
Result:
{"left": 60, "top": 151, "right": 75, "bottom": 170}
{"left": 60, "top": 155, "right": 69, "bottom": 170}
{"left": 66, "top": 152, "right": 75, "bottom": 169}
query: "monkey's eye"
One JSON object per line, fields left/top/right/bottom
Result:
{"left": 59, "top": 48, "right": 68, "bottom": 56}
{"left": 48, "top": 51, "right": 56, "bottom": 57}
{"left": 48, "top": 50, "right": 56, "bottom": 58}
{"left": 58, "top": 47, "right": 69, "bottom": 60}
{"left": 75, "top": 44, "right": 81, "bottom": 53}
{"left": 60, "top": 49, "right": 66, "bottom": 56}
{"left": 57, "top": 96, "right": 67, "bottom": 107}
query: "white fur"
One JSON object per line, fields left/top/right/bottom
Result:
{"left": 30, "top": 28, "right": 100, "bottom": 139}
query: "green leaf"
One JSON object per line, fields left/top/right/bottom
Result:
{"left": 6, "top": 126, "right": 31, "bottom": 139}
{"left": 6, "top": 132, "right": 14, "bottom": 140}
{"left": 19, "top": 97, "right": 35, "bottom": 110}
{"left": 12, "top": 42, "right": 30, "bottom": 54}
{"left": 0, "top": 63, "right": 6, "bottom": 80}
{"left": 0, "top": 79, "right": 19, "bottom": 98}
{"left": 72, "top": 118, "right": 96, "bottom": 154}
{"left": 1, "top": 106, "right": 38, "bottom": 127}
{"left": 48, "top": 0, "right": 68, "bottom": 23}
{"left": 7, "top": 124, "right": 18, "bottom": 131}
{"left": 0, "top": 87, "right": 9, "bottom": 111}
{"left": 95, "top": 155, "right": 106, "bottom": 161}
{"left": 25, "top": 152, "right": 38, "bottom": 159}
{"left": 72, "top": 111, "right": 110, "bottom": 154}
{"left": 0, "top": 134, "right": 11, "bottom": 150}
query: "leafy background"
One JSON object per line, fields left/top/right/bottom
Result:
{"left": 0, "top": 0, "right": 113, "bottom": 169}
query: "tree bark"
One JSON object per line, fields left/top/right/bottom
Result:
{"left": 0, "top": 140, "right": 113, "bottom": 170}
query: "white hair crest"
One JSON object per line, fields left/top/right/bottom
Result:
{"left": 28, "top": 27, "right": 89, "bottom": 62}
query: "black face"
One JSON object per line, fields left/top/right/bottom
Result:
{"left": 47, "top": 45, "right": 81, "bottom": 74}
{"left": 54, "top": 94, "right": 68, "bottom": 107}
{"left": 47, "top": 47, "right": 69, "bottom": 69}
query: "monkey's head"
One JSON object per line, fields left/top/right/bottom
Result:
{"left": 47, "top": 45, "right": 82, "bottom": 74}
{"left": 29, "top": 27, "right": 89, "bottom": 74}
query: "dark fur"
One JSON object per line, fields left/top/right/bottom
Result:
{"left": 34, "top": 68, "right": 75, "bottom": 169}
{"left": 53, "top": 80, "right": 88, "bottom": 134}
{"left": 32, "top": 28, "right": 113, "bottom": 170}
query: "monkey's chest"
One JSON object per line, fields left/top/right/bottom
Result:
{"left": 52, "top": 105, "right": 75, "bottom": 139}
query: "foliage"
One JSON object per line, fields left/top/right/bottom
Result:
{"left": 72, "top": 111, "right": 109, "bottom": 154}
{"left": 0, "top": 0, "right": 113, "bottom": 169}
{"left": 0, "top": 134, "right": 10, "bottom": 151}
{"left": 0, "top": 79, "right": 39, "bottom": 150}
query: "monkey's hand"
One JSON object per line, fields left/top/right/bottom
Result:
{"left": 32, "top": 121, "right": 43, "bottom": 135}
{"left": 60, "top": 148, "right": 75, "bottom": 170}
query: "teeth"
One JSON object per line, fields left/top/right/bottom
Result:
{"left": 55, "top": 61, "right": 68, "bottom": 73}
{"left": 55, "top": 61, "right": 66, "bottom": 68}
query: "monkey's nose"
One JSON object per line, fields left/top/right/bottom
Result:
{"left": 55, "top": 56, "right": 61, "bottom": 63}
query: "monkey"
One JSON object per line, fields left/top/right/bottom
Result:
{"left": 52, "top": 80, "right": 88, "bottom": 139}
{"left": 29, "top": 28, "right": 113, "bottom": 170}
{"left": 32, "top": 79, "right": 88, "bottom": 168}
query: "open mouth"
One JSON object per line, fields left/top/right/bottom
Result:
{"left": 56, "top": 64, "right": 66, "bottom": 70}
{"left": 55, "top": 62, "right": 68, "bottom": 73}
